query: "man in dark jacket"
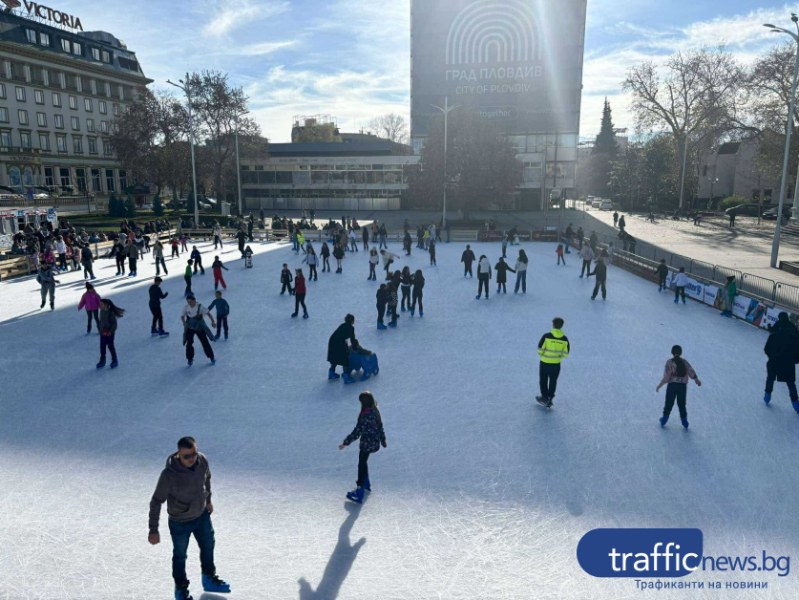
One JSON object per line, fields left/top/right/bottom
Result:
{"left": 148, "top": 277, "right": 169, "bottom": 336}
{"left": 148, "top": 437, "right": 230, "bottom": 600}
{"left": 461, "top": 245, "right": 476, "bottom": 277}
{"left": 328, "top": 314, "right": 356, "bottom": 381}
{"left": 764, "top": 312, "right": 799, "bottom": 413}
{"left": 588, "top": 257, "right": 608, "bottom": 300}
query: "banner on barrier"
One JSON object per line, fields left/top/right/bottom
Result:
{"left": 763, "top": 306, "right": 799, "bottom": 330}
{"left": 704, "top": 284, "right": 720, "bottom": 308}
{"left": 739, "top": 296, "right": 769, "bottom": 328}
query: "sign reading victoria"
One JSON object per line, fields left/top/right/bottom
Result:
{"left": 411, "top": 0, "right": 587, "bottom": 137}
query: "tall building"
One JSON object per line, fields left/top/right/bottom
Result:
{"left": 411, "top": 0, "right": 587, "bottom": 209}
{"left": 0, "top": 3, "right": 150, "bottom": 198}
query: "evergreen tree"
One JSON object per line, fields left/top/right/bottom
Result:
{"left": 587, "top": 99, "right": 618, "bottom": 197}
{"left": 124, "top": 196, "right": 137, "bottom": 218}
{"left": 153, "top": 195, "right": 165, "bottom": 216}
{"left": 593, "top": 98, "right": 618, "bottom": 155}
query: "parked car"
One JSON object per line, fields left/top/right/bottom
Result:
{"left": 725, "top": 203, "right": 767, "bottom": 217}
{"left": 591, "top": 198, "right": 603, "bottom": 208}
{"left": 762, "top": 206, "right": 792, "bottom": 221}
{"left": 599, "top": 200, "right": 613, "bottom": 210}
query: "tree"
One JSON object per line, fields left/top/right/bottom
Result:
{"left": 107, "top": 193, "right": 125, "bottom": 217}
{"left": 124, "top": 196, "right": 137, "bottom": 218}
{"left": 367, "top": 113, "right": 409, "bottom": 144}
{"left": 153, "top": 195, "right": 164, "bottom": 216}
{"left": 586, "top": 99, "right": 618, "bottom": 197}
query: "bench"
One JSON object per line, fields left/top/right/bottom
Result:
{"left": 0, "top": 255, "right": 31, "bottom": 280}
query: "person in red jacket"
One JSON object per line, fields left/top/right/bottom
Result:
{"left": 77, "top": 281, "right": 102, "bottom": 334}
{"left": 211, "top": 256, "right": 228, "bottom": 291}
{"left": 292, "top": 268, "right": 308, "bottom": 319}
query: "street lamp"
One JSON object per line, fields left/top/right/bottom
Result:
{"left": 234, "top": 111, "right": 245, "bottom": 216}
{"left": 764, "top": 14, "right": 799, "bottom": 268}
{"left": 166, "top": 76, "right": 200, "bottom": 227}
{"left": 708, "top": 176, "right": 718, "bottom": 210}
{"left": 431, "top": 97, "right": 459, "bottom": 228}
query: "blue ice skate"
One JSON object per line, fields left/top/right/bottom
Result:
{"left": 792, "top": 401, "right": 799, "bottom": 414}
{"left": 346, "top": 486, "right": 364, "bottom": 504}
{"left": 342, "top": 372, "right": 355, "bottom": 384}
{"left": 363, "top": 478, "right": 371, "bottom": 492}
{"left": 95, "top": 360, "right": 105, "bottom": 369}
{"left": 659, "top": 416, "right": 668, "bottom": 428}
{"left": 109, "top": 360, "right": 118, "bottom": 369}
{"left": 328, "top": 367, "right": 340, "bottom": 380}
{"left": 202, "top": 574, "right": 231, "bottom": 593}
{"left": 377, "top": 322, "right": 387, "bottom": 330}
{"left": 764, "top": 392, "right": 771, "bottom": 405}
{"left": 681, "top": 418, "right": 689, "bottom": 429}
{"left": 175, "top": 586, "right": 193, "bottom": 600}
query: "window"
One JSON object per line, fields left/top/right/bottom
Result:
{"left": 103, "top": 140, "right": 113, "bottom": 156}
{"left": 119, "top": 170, "right": 127, "bottom": 190}
{"left": 34, "top": 89, "right": 44, "bottom": 104}
{"left": 112, "top": 103, "right": 119, "bottom": 116}
{"left": 44, "top": 167, "right": 54, "bottom": 186}
{"left": 84, "top": 98, "right": 93, "bottom": 112}
{"left": 0, "top": 131, "right": 11, "bottom": 147}
{"left": 68, "top": 95, "right": 77, "bottom": 110}
{"left": 56, "top": 135, "right": 67, "bottom": 152}
{"left": 71, "top": 116, "right": 80, "bottom": 131}
{"left": 15, "top": 87, "right": 25, "bottom": 102}
{"left": 54, "top": 114, "right": 64, "bottom": 129}
{"left": 101, "top": 50, "right": 111, "bottom": 63}
{"left": 75, "top": 168, "right": 87, "bottom": 192}
{"left": 39, "top": 32, "right": 50, "bottom": 47}
{"left": 100, "top": 120, "right": 108, "bottom": 133}
{"left": 39, "top": 133, "right": 50, "bottom": 151}
{"left": 105, "top": 169, "right": 115, "bottom": 192}
{"left": 20, "top": 131, "right": 31, "bottom": 148}
{"left": 52, "top": 92, "right": 61, "bottom": 107}
{"left": 99, "top": 101, "right": 107, "bottom": 114}
{"left": 36, "top": 112, "right": 46, "bottom": 127}
{"left": 91, "top": 47, "right": 100, "bottom": 61}
{"left": 26, "top": 29, "right": 37, "bottom": 43}
{"left": 0, "top": 107, "right": 7, "bottom": 123}
{"left": 17, "top": 110, "right": 28, "bottom": 125}
{"left": 59, "top": 167, "right": 70, "bottom": 188}
{"left": 86, "top": 118, "right": 95, "bottom": 132}
{"left": 72, "top": 42, "right": 82, "bottom": 56}
{"left": 0, "top": 84, "right": 5, "bottom": 98}
{"left": 60, "top": 38, "right": 70, "bottom": 53}
{"left": 72, "top": 137, "right": 82, "bottom": 153}
{"left": 88, "top": 137, "right": 97, "bottom": 154}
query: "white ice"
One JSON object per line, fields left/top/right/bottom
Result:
{"left": 1, "top": 235, "right": 798, "bottom": 600}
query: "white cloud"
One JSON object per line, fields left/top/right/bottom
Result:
{"left": 237, "top": 41, "right": 298, "bottom": 56}
{"left": 201, "top": 0, "right": 289, "bottom": 38}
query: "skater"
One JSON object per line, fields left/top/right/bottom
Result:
{"left": 243, "top": 245, "right": 253, "bottom": 268}
{"left": 190, "top": 246, "right": 205, "bottom": 275}
{"left": 328, "top": 314, "right": 356, "bottom": 381}
{"left": 763, "top": 312, "right": 799, "bottom": 412}
{"left": 184, "top": 260, "right": 194, "bottom": 298}
{"left": 380, "top": 249, "right": 399, "bottom": 279}
{"left": 387, "top": 280, "right": 399, "bottom": 328}
{"left": 154, "top": 239, "right": 168, "bottom": 276}
{"left": 656, "top": 345, "right": 701, "bottom": 429}
{"left": 618, "top": 214, "right": 626, "bottom": 231}
{"left": 536, "top": 317, "right": 570, "bottom": 408}
{"left": 180, "top": 232, "right": 189, "bottom": 253}
{"left": 588, "top": 256, "right": 608, "bottom": 300}
{"left": 655, "top": 259, "right": 668, "bottom": 292}
{"left": 368, "top": 247, "right": 379, "bottom": 281}
{"left": 556, "top": 243, "right": 566, "bottom": 265}
{"left": 211, "top": 256, "right": 228, "bottom": 291}
{"left": 564, "top": 224, "right": 574, "bottom": 253}
{"left": 96, "top": 299, "right": 124, "bottom": 369}
{"left": 280, "top": 263, "right": 294, "bottom": 295}
{"left": 673, "top": 267, "right": 688, "bottom": 304}
{"left": 291, "top": 269, "right": 308, "bottom": 319}
{"left": 209, "top": 290, "right": 230, "bottom": 339}
{"left": 376, "top": 283, "right": 388, "bottom": 329}
{"left": 403, "top": 230, "right": 412, "bottom": 256}
{"left": 495, "top": 256, "right": 515, "bottom": 294}
{"left": 578, "top": 244, "right": 594, "bottom": 278}
{"left": 77, "top": 282, "right": 101, "bottom": 334}
{"left": 362, "top": 226, "right": 370, "bottom": 251}
{"left": 378, "top": 222, "right": 388, "bottom": 249}
{"left": 126, "top": 239, "right": 138, "bottom": 277}
{"left": 348, "top": 228, "right": 358, "bottom": 252}
{"left": 80, "top": 244, "right": 96, "bottom": 280}
{"left": 212, "top": 222, "right": 223, "bottom": 249}
{"left": 303, "top": 246, "right": 318, "bottom": 281}
{"left": 321, "top": 242, "right": 331, "bottom": 273}
{"left": 339, "top": 391, "right": 387, "bottom": 504}
{"left": 461, "top": 244, "right": 476, "bottom": 277}
{"left": 400, "top": 266, "right": 412, "bottom": 312}
{"left": 721, "top": 276, "right": 736, "bottom": 317}
{"left": 170, "top": 237, "right": 180, "bottom": 259}
{"left": 476, "top": 255, "right": 491, "bottom": 299}
{"left": 513, "top": 250, "right": 528, "bottom": 294}
{"left": 235, "top": 228, "right": 247, "bottom": 257}
{"left": 347, "top": 339, "right": 380, "bottom": 381}
{"left": 410, "top": 269, "right": 424, "bottom": 317}
{"left": 148, "top": 436, "right": 231, "bottom": 600}
{"left": 181, "top": 294, "right": 216, "bottom": 366}
{"left": 37, "top": 262, "right": 59, "bottom": 310}
{"left": 333, "top": 243, "right": 345, "bottom": 273}
{"left": 149, "top": 277, "right": 170, "bottom": 336}
{"left": 428, "top": 238, "right": 436, "bottom": 266}
{"left": 501, "top": 232, "right": 509, "bottom": 258}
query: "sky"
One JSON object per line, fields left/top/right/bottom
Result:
{"left": 28, "top": 0, "right": 799, "bottom": 142}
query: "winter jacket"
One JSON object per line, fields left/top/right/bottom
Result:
{"left": 80, "top": 246, "right": 94, "bottom": 264}
{"left": 477, "top": 258, "right": 491, "bottom": 279}
{"left": 148, "top": 452, "right": 212, "bottom": 533}
{"left": 514, "top": 259, "right": 528, "bottom": 273}
{"left": 494, "top": 260, "right": 515, "bottom": 283}
{"left": 369, "top": 252, "right": 379, "bottom": 265}
{"left": 538, "top": 328, "right": 570, "bottom": 364}
{"left": 673, "top": 272, "right": 689, "bottom": 287}
{"left": 382, "top": 252, "right": 399, "bottom": 268}
{"left": 342, "top": 407, "right": 386, "bottom": 453}
{"left": 589, "top": 260, "right": 607, "bottom": 282}
{"left": 208, "top": 298, "right": 230, "bottom": 318}
{"left": 98, "top": 309, "right": 118, "bottom": 335}
{"left": 461, "top": 249, "right": 476, "bottom": 265}
{"left": 78, "top": 290, "right": 102, "bottom": 311}
{"left": 294, "top": 274, "right": 307, "bottom": 295}
{"left": 190, "top": 249, "right": 202, "bottom": 262}
{"left": 37, "top": 268, "right": 57, "bottom": 286}
{"left": 765, "top": 318, "right": 799, "bottom": 382}
{"left": 376, "top": 286, "right": 388, "bottom": 307}
{"left": 412, "top": 274, "right": 425, "bottom": 296}
{"left": 333, "top": 246, "right": 345, "bottom": 260}
{"left": 655, "top": 264, "right": 669, "bottom": 280}
{"left": 658, "top": 358, "right": 699, "bottom": 386}
{"left": 579, "top": 245, "right": 594, "bottom": 261}
{"left": 328, "top": 322, "right": 356, "bottom": 367}
{"left": 303, "top": 253, "right": 318, "bottom": 266}
{"left": 149, "top": 285, "right": 168, "bottom": 306}
{"left": 280, "top": 268, "right": 293, "bottom": 284}
{"left": 321, "top": 244, "right": 330, "bottom": 258}
{"left": 212, "top": 258, "right": 228, "bottom": 272}
{"left": 184, "top": 265, "right": 193, "bottom": 278}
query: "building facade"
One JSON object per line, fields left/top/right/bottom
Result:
{"left": 0, "top": 5, "right": 150, "bottom": 199}
{"left": 697, "top": 140, "right": 781, "bottom": 207}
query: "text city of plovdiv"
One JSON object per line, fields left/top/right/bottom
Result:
{"left": 446, "top": 66, "right": 544, "bottom": 95}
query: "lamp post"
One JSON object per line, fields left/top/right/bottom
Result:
{"left": 166, "top": 76, "right": 199, "bottom": 227}
{"left": 234, "top": 111, "right": 244, "bottom": 216}
{"left": 708, "top": 176, "right": 718, "bottom": 210}
{"left": 678, "top": 129, "right": 689, "bottom": 211}
{"left": 431, "top": 97, "right": 459, "bottom": 227}
{"left": 764, "top": 15, "right": 799, "bottom": 268}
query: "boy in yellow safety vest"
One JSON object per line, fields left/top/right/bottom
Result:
{"left": 536, "top": 317, "right": 570, "bottom": 408}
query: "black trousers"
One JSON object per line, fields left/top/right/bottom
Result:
{"left": 580, "top": 259, "right": 591, "bottom": 276}
{"left": 184, "top": 276, "right": 192, "bottom": 297}
{"left": 411, "top": 291, "right": 423, "bottom": 312}
{"left": 497, "top": 281, "right": 506, "bottom": 293}
{"left": 193, "top": 258, "right": 204, "bottom": 275}
{"left": 309, "top": 264, "right": 317, "bottom": 280}
{"left": 539, "top": 362, "right": 561, "bottom": 398}
{"left": 388, "top": 304, "right": 398, "bottom": 325}
{"left": 86, "top": 309, "right": 100, "bottom": 332}
{"left": 401, "top": 285, "right": 411, "bottom": 309}
{"left": 216, "top": 316, "right": 229, "bottom": 339}
{"left": 592, "top": 279, "right": 606, "bottom": 299}
{"left": 100, "top": 333, "right": 117, "bottom": 362}
{"left": 464, "top": 262, "right": 473, "bottom": 276}
{"left": 765, "top": 368, "right": 798, "bottom": 401}
{"left": 150, "top": 303, "right": 164, "bottom": 332}
{"left": 376, "top": 302, "right": 386, "bottom": 324}
{"left": 185, "top": 329, "right": 214, "bottom": 361}
{"left": 82, "top": 262, "right": 95, "bottom": 278}
{"left": 294, "top": 293, "right": 308, "bottom": 316}
{"left": 116, "top": 255, "right": 126, "bottom": 273}
{"left": 369, "top": 262, "right": 376, "bottom": 280}
{"left": 663, "top": 382, "right": 687, "bottom": 419}
{"left": 477, "top": 275, "right": 489, "bottom": 297}
{"left": 357, "top": 450, "right": 371, "bottom": 487}
{"left": 281, "top": 281, "right": 293, "bottom": 294}
{"left": 155, "top": 256, "right": 167, "bottom": 275}
{"left": 129, "top": 257, "right": 137, "bottom": 273}
{"left": 323, "top": 257, "right": 330, "bottom": 271}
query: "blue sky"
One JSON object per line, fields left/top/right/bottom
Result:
{"left": 41, "top": 1, "right": 799, "bottom": 141}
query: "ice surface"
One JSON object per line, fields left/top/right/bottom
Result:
{"left": 1, "top": 238, "right": 798, "bottom": 599}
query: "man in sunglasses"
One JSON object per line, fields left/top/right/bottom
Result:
{"left": 148, "top": 436, "right": 231, "bottom": 600}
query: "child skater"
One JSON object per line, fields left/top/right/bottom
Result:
{"left": 410, "top": 269, "right": 424, "bottom": 317}
{"left": 292, "top": 268, "right": 309, "bottom": 319}
{"left": 280, "top": 263, "right": 294, "bottom": 295}
{"left": 339, "top": 391, "right": 387, "bottom": 504}
{"left": 303, "top": 246, "right": 319, "bottom": 281}
{"left": 321, "top": 242, "right": 331, "bottom": 273}
{"left": 656, "top": 344, "right": 702, "bottom": 429}
{"left": 243, "top": 245, "right": 253, "bottom": 268}
{"left": 556, "top": 243, "right": 566, "bottom": 265}
{"left": 212, "top": 255, "right": 229, "bottom": 290}
{"left": 96, "top": 299, "right": 124, "bottom": 369}
{"left": 209, "top": 290, "right": 230, "bottom": 340}
{"left": 77, "top": 281, "right": 101, "bottom": 334}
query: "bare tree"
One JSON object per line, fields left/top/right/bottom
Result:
{"left": 367, "top": 113, "right": 408, "bottom": 144}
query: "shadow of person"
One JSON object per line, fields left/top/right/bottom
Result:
{"left": 298, "top": 502, "right": 366, "bottom": 600}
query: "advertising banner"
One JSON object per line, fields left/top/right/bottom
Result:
{"left": 763, "top": 306, "right": 799, "bottom": 330}
{"left": 733, "top": 296, "right": 769, "bottom": 328}
{"left": 703, "top": 283, "right": 720, "bottom": 308}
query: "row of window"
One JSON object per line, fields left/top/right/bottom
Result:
{"left": 244, "top": 163, "right": 410, "bottom": 172}
{"left": 3, "top": 61, "right": 133, "bottom": 100}
{"left": 0, "top": 107, "right": 111, "bottom": 133}
{"left": 7, "top": 165, "right": 126, "bottom": 194}
{"left": 244, "top": 189, "right": 402, "bottom": 199}
{"left": 241, "top": 170, "right": 406, "bottom": 185}
{"left": 0, "top": 129, "right": 112, "bottom": 155}
{"left": 0, "top": 83, "right": 119, "bottom": 114}
{"left": 24, "top": 28, "right": 114, "bottom": 64}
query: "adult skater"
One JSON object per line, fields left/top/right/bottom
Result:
{"left": 376, "top": 283, "right": 388, "bottom": 329}
{"left": 514, "top": 249, "right": 529, "bottom": 294}
{"left": 209, "top": 290, "right": 230, "bottom": 340}
{"left": 333, "top": 243, "right": 345, "bottom": 274}
{"left": 211, "top": 256, "right": 228, "bottom": 291}
{"left": 149, "top": 277, "right": 169, "bottom": 336}
{"left": 96, "top": 298, "right": 124, "bottom": 369}
{"left": 235, "top": 228, "right": 247, "bottom": 258}
{"left": 588, "top": 257, "right": 607, "bottom": 301}
{"left": 673, "top": 267, "right": 688, "bottom": 304}
{"left": 212, "top": 222, "right": 223, "bottom": 250}
{"left": 400, "top": 266, "right": 412, "bottom": 312}
{"left": 126, "top": 239, "right": 139, "bottom": 277}
{"left": 37, "top": 262, "right": 59, "bottom": 310}
{"left": 328, "top": 314, "right": 356, "bottom": 381}
{"left": 153, "top": 239, "right": 168, "bottom": 276}
{"left": 148, "top": 436, "right": 231, "bottom": 600}
{"left": 80, "top": 243, "right": 96, "bottom": 280}
{"left": 181, "top": 294, "right": 216, "bottom": 366}
{"left": 291, "top": 268, "right": 309, "bottom": 319}
{"left": 77, "top": 282, "right": 101, "bottom": 334}
{"left": 368, "top": 247, "right": 379, "bottom": 281}
{"left": 387, "top": 280, "right": 399, "bottom": 328}
{"left": 184, "top": 260, "right": 194, "bottom": 298}
{"left": 302, "top": 246, "right": 318, "bottom": 281}
{"left": 362, "top": 226, "right": 370, "bottom": 251}
{"left": 429, "top": 238, "right": 437, "bottom": 266}
{"left": 190, "top": 246, "right": 205, "bottom": 275}
{"left": 495, "top": 257, "right": 515, "bottom": 294}
{"left": 280, "top": 263, "right": 294, "bottom": 295}
{"left": 410, "top": 269, "right": 424, "bottom": 317}
{"left": 380, "top": 249, "right": 399, "bottom": 279}
{"left": 656, "top": 344, "right": 701, "bottom": 429}
{"left": 536, "top": 317, "right": 570, "bottom": 408}
{"left": 763, "top": 312, "right": 799, "bottom": 412}
{"left": 403, "top": 230, "right": 412, "bottom": 256}
{"left": 321, "top": 242, "right": 331, "bottom": 273}
{"left": 579, "top": 243, "right": 594, "bottom": 278}
{"left": 461, "top": 244, "right": 476, "bottom": 277}
{"left": 613, "top": 211, "right": 619, "bottom": 228}
{"left": 655, "top": 259, "right": 668, "bottom": 292}
{"left": 476, "top": 255, "right": 491, "bottom": 299}
{"left": 339, "top": 391, "right": 387, "bottom": 504}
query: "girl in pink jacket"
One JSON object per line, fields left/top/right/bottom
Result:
{"left": 77, "top": 282, "right": 102, "bottom": 334}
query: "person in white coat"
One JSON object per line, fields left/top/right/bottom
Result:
{"left": 673, "top": 267, "right": 688, "bottom": 304}
{"left": 514, "top": 249, "right": 529, "bottom": 294}
{"left": 579, "top": 244, "right": 594, "bottom": 278}
{"left": 476, "top": 255, "right": 492, "bottom": 299}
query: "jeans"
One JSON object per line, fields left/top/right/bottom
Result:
{"left": 580, "top": 260, "right": 591, "bottom": 277}
{"left": 193, "top": 259, "right": 204, "bottom": 275}
{"left": 100, "top": 333, "right": 117, "bottom": 363}
{"left": 184, "top": 276, "right": 192, "bottom": 297}
{"left": 82, "top": 262, "right": 95, "bottom": 279}
{"left": 168, "top": 510, "right": 216, "bottom": 589}
{"left": 592, "top": 279, "right": 606, "bottom": 299}
{"left": 357, "top": 450, "right": 371, "bottom": 487}
{"left": 293, "top": 293, "right": 308, "bottom": 317}
{"left": 514, "top": 271, "right": 527, "bottom": 293}
{"left": 309, "top": 265, "right": 317, "bottom": 280}
{"left": 400, "top": 285, "right": 411, "bottom": 310}
{"left": 464, "top": 263, "right": 473, "bottom": 277}
{"left": 663, "top": 382, "right": 687, "bottom": 419}
{"left": 86, "top": 309, "right": 100, "bottom": 332}
{"left": 539, "top": 362, "right": 561, "bottom": 399}
{"left": 377, "top": 302, "right": 386, "bottom": 324}
{"left": 216, "top": 315, "right": 229, "bottom": 339}
{"left": 674, "top": 287, "right": 686, "bottom": 302}
{"left": 411, "top": 292, "right": 423, "bottom": 313}
{"left": 477, "top": 275, "right": 489, "bottom": 298}
{"left": 369, "top": 262, "right": 376, "bottom": 280}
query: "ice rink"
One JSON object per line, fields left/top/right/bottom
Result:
{"left": 1, "top": 236, "right": 798, "bottom": 600}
